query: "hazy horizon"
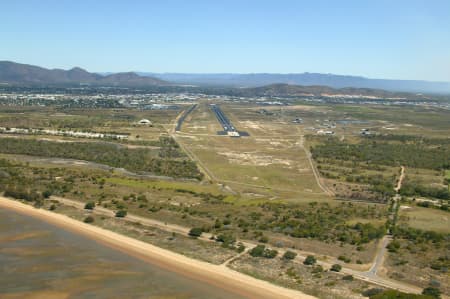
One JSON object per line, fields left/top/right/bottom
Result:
{"left": 1, "top": 0, "right": 450, "bottom": 81}
{"left": 4, "top": 60, "right": 450, "bottom": 84}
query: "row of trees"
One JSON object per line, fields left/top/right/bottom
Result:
{"left": 311, "top": 138, "right": 450, "bottom": 170}
{"left": 400, "top": 181, "right": 450, "bottom": 200}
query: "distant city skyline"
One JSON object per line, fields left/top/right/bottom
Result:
{"left": 1, "top": 0, "right": 450, "bottom": 81}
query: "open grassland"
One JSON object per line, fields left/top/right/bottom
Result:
{"left": 0, "top": 107, "right": 178, "bottom": 142}
{"left": 331, "top": 105, "right": 450, "bottom": 132}
{"left": 105, "top": 176, "right": 224, "bottom": 196}
{"left": 178, "top": 102, "right": 326, "bottom": 201}
{"left": 398, "top": 206, "right": 450, "bottom": 234}
{"left": 404, "top": 168, "right": 446, "bottom": 187}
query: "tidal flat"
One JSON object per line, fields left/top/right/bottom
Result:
{"left": 0, "top": 208, "right": 246, "bottom": 299}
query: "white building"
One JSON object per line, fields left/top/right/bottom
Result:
{"left": 138, "top": 119, "right": 152, "bottom": 125}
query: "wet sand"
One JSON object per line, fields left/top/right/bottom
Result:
{"left": 0, "top": 197, "right": 315, "bottom": 299}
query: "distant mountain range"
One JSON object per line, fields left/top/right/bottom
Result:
{"left": 140, "top": 72, "right": 450, "bottom": 94}
{"left": 1, "top": 61, "right": 450, "bottom": 95}
{"left": 219, "top": 83, "right": 450, "bottom": 101}
{"left": 0, "top": 61, "right": 167, "bottom": 87}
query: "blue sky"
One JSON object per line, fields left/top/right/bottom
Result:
{"left": 1, "top": 0, "right": 450, "bottom": 81}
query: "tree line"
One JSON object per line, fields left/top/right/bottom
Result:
{"left": 0, "top": 138, "right": 203, "bottom": 179}
{"left": 311, "top": 138, "right": 450, "bottom": 170}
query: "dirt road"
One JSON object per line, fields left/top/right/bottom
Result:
{"left": 395, "top": 166, "right": 405, "bottom": 193}
{"left": 298, "top": 134, "right": 334, "bottom": 196}
{"left": 48, "top": 196, "right": 423, "bottom": 295}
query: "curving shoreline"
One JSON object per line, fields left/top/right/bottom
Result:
{"left": 0, "top": 197, "right": 315, "bottom": 299}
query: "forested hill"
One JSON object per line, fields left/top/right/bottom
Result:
{"left": 0, "top": 61, "right": 168, "bottom": 87}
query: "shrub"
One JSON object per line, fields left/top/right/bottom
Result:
{"left": 49, "top": 204, "right": 56, "bottom": 211}
{"left": 83, "top": 216, "right": 94, "bottom": 223}
{"left": 387, "top": 240, "right": 401, "bottom": 253}
{"left": 84, "top": 201, "right": 95, "bottom": 210}
{"left": 216, "top": 233, "right": 236, "bottom": 245}
{"left": 249, "top": 245, "right": 265, "bottom": 257}
{"left": 42, "top": 190, "right": 53, "bottom": 198}
{"left": 264, "top": 249, "right": 278, "bottom": 259}
{"left": 115, "top": 210, "right": 127, "bottom": 217}
{"left": 361, "top": 288, "right": 383, "bottom": 297}
{"left": 330, "top": 264, "right": 342, "bottom": 272}
{"left": 371, "top": 290, "right": 435, "bottom": 299}
{"left": 258, "top": 235, "right": 269, "bottom": 243}
{"left": 137, "top": 194, "right": 147, "bottom": 202}
{"left": 303, "top": 255, "right": 316, "bottom": 265}
{"left": 282, "top": 250, "right": 297, "bottom": 260}
{"left": 237, "top": 242, "right": 246, "bottom": 253}
{"left": 188, "top": 227, "right": 203, "bottom": 238}
{"left": 338, "top": 255, "right": 351, "bottom": 263}
{"left": 249, "top": 245, "right": 278, "bottom": 258}
{"left": 342, "top": 275, "right": 354, "bottom": 281}
{"left": 422, "top": 287, "right": 441, "bottom": 299}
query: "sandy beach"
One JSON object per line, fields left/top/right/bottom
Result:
{"left": 0, "top": 197, "right": 315, "bottom": 299}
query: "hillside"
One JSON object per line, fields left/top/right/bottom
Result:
{"left": 0, "top": 61, "right": 168, "bottom": 87}
{"left": 143, "top": 72, "right": 450, "bottom": 94}
{"left": 223, "top": 83, "right": 437, "bottom": 100}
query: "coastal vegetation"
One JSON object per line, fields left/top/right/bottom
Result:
{"left": 0, "top": 137, "right": 203, "bottom": 179}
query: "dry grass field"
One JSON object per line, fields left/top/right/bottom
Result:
{"left": 176, "top": 102, "right": 328, "bottom": 201}
{"left": 398, "top": 205, "right": 450, "bottom": 234}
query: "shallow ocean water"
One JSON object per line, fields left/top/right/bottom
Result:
{"left": 0, "top": 208, "right": 244, "bottom": 299}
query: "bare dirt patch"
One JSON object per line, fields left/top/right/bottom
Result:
{"left": 218, "top": 151, "right": 293, "bottom": 167}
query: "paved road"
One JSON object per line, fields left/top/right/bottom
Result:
{"left": 364, "top": 235, "right": 392, "bottom": 278}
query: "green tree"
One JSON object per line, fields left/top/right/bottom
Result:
{"left": 115, "top": 210, "right": 127, "bottom": 217}
{"left": 303, "top": 255, "right": 316, "bottom": 265}
{"left": 236, "top": 242, "right": 246, "bottom": 253}
{"left": 422, "top": 287, "right": 441, "bottom": 299}
{"left": 84, "top": 201, "right": 95, "bottom": 210}
{"left": 249, "top": 245, "right": 265, "bottom": 257}
{"left": 330, "top": 264, "right": 342, "bottom": 272}
{"left": 342, "top": 275, "right": 354, "bottom": 281}
{"left": 42, "top": 190, "right": 53, "bottom": 198}
{"left": 282, "top": 250, "right": 297, "bottom": 260}
{"left": 248, "top": 245, "right": 277, "bottom": 258}
{"left": 188, "top": 227, "right": 203, "bottom": 238}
